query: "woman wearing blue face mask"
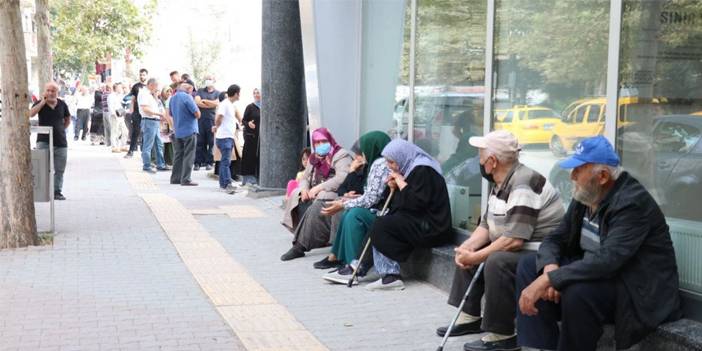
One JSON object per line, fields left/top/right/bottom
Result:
{"left": 281, "top": 128, "right": 353, "bottom": 261}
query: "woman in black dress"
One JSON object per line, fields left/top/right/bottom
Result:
{"left": 241, "top": 88, "right": 261, "bottom": 185}
{"left": 367, "top": 139, "right": 452, "bottom": 291}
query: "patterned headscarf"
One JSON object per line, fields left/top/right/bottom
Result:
{"left": 309, "top": 128, "right": 342, "bottom": 178}
{"left": 381, "top": 139, "right": 442, "bottom": 177}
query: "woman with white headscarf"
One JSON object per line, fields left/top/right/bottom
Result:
{"left": 366, "top": 139, "right": 452, "bottom": 291}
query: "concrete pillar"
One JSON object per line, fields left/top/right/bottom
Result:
{"left": 260, "top": 0, "right": 307, "bottom": 189}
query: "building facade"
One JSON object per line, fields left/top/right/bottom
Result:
{"left": 298, "top": 0, "right": 702, "bottom": 319}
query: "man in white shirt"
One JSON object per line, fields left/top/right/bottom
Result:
{"left": 75, "top": 86, "right": 93, "bottom": 140}
{"left": 213, "top": 84, "right": 241, "bottom": 193}
{"left": 108, "top": 83, "right": 128, "bottom": 152}
{"left": 138, "top": 78, "right": 168, "bottom": 173}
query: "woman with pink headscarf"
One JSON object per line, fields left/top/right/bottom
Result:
{"left": 281, "top": 128, "right": 353, "bottom": 261}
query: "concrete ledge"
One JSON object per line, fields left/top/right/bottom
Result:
{"left": 404, "top": 240, "right": 702, "bottom": 351}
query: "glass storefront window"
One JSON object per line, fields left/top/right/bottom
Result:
{"left": 404, "top": 0, "right": 487, "bottom": 230}
{"left": 618, "top": 0, "right": 702, "bottom": 297}
{"left": 493, "top": 0, "right": 610, "bottom": 205}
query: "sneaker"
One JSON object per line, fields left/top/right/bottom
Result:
{"left": 121, "top": 147, "right": 129, "bottom": 152}
{"left": 205, "top": 164, "right": 213, "bottom": 171}
{"left": 181, "top": 181, "right": 199, "bottom": 186}
{"left": 323, "top": 266, "right": 358, "bottom": 285}
{"left": 156, "top": 165, "right": 172, "bottom": 171}
{"left": 365, "top": 275, "right": 405, "bottom": 291}
{"left": 143, "top": 168, "right": 157, "bottom": 174}
{"left": 313, "top": 256, "right": 343, "bottom": 270}
{"left": 73, "top": 136, "right": 78, "bottom": 141}
{"left": 463, "top": 335, "right": 519, "bottom": 351}
{"left": 53, "top": 192, "right": 66, "bottom": 201}
{"left": 220, "top": 187, "right": 236, "bottom": 194}
{"left": 357, "top": 265, "right": 380, "bottom": 283}
{"left": 194, "top": 165, "right": 200, "bottom": 171}
{"left": 124, "top": 152, "right": 133, "bottom": 158}
{"left": 111, "top": 148, "right": 121, "bottom": 153}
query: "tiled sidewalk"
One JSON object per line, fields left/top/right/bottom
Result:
{"left": 1, "top": 142, "right": 482, "bottom": 351}
{"left": 0, "top": 144, "right": 243, "bottom": 351}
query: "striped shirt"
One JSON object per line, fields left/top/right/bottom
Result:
{"left": 580, "top": 211, "right": 601, "bottom": 257}
{"left": 480, "top": 162, "right": 564, "bottom": 242}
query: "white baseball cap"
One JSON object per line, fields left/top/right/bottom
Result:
{"left": 469, "top": 130, "right": 521, "bottom": 158}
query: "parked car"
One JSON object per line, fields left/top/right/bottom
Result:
{"left": 494, "top": 105, "right": 561, "bottom": 145}
{"left": 549, "top": 97, "right": 648, "bottom": 156}
{"left": 549, "top": 115, "right": 702, "bottom": 220}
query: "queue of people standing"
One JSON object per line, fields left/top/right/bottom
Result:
{"left": 31, "top": 68, "right": 262, "bottom": 199}
{"left": 279, "top": 127, "right": 682, "bottom": 351}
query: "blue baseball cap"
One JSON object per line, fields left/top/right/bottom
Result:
{"left": 559, "top": 135, "right": 620, "bottom": 169}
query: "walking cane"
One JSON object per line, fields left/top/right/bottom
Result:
{"left": 436, "top": 261, "right": 486, "bottom": 351}
{"left": 346, "top": 188, "right": 396, "bottom": 288}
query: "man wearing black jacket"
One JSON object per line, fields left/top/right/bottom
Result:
{"left": 516, "top": 135, "right": 682, "bottom": 351}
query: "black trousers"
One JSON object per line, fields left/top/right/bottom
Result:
{"left": 128, "top": 114, "right": 142, "bottom": 153}
{"left": 196, "top": 117, "right": 215, "bottom": 166}
{"left": 447, "top": 250, "right": 530, "bottom": 335}
{"left": 171, "top": 134, "right": 197, "bottom": 184}
{"left": 75, "top": 109, "right": 90, "bottom": 138}
{"left": 516, "top": 253, "right": 616, "bottom": 351}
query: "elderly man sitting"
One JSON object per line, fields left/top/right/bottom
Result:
{"left": 436, "top": 130, "right": 565, "bottom": 351}
{"left": 516, "top": 135, "right": 682, "bottom": 351}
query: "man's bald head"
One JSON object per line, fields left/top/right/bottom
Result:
{"left": 44, "top": 81, "right": 59, "bottom": 102}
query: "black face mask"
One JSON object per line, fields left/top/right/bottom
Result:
{"left": 480, "top": 161, "right": 495, "bottom": 184}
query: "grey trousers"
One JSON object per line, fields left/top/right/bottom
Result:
{"left": 171, "top": 134, "right": 197, "bottom": 184}
{"left": 103, "top": 112, "right": 111, "bottom": 146}
{"left": 447, "top": 250, "right": 530, "bottom": 335}
{"left": 36, "top": 142, "right": 67, "bottom": 193}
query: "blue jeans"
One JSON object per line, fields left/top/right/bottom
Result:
{"left": 216, "top": 138, "right": 233, "bottom": 188}
{"left": 141, "top": 119, "right": 165, "bottom": 170}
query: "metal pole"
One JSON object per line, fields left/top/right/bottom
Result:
{"left": 49, "top": 128, "right": 54, "bottom": 233}
{"left": 481, "top": 0, "right": 496, "bottom": 216}
{"left": 406, "top": 0, "right": 417, "bottom": 142}
{"left": 604, "top": 0, "right": 623, "bottom": 146}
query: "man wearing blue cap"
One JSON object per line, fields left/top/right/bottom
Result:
{"left": 515, "top": 135, "right": 682, "bottom": 351}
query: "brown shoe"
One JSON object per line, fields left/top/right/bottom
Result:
{"left": 181, "top": 181, "right": 198, "bottom": 186}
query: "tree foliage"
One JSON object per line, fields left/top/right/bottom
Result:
{"left": 49, "top": 0, "right": 155, "bottom": 77}
{"left": 185, "top": 32, "right": 221, "bottom": 88}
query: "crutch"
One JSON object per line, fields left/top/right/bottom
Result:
{"left": 436, "top": 261, "right": 485, "bottom": 351}
{"left": 346, "top": 188, "right": 396, "bottom": 288}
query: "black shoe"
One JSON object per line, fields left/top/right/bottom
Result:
{"left": 156, "top": 166, "right": 172, "bottom": 171}
{"left": 280, "top": 245, "right": 305, "bottom": 261}
{"left": 54, "top": 192, "right": 66, "bottom": 200}
{"left": 73, "top": 136, "right": 78, "bottom": 141}
{"left": 205, "top": 164, "right": 213, "bottom": 171}
{"left": 463, "top": 336, "right": 519, "bottom": 351}
{"left": 194, "top": 165, "right": 200, "bottom": 171}
{"left": 124, "top": 152, "right": 133, "bottom": 158}
{"left": 170, "top": 180, "right": 180, "bottom": 185}
{"left": 313, "top": 257, "right": 343, "bottom": 270}
{"left": 436, "top": 319, "right": 483, "bottom": 337}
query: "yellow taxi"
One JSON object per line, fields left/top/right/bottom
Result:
{"left": 549, "top": 97, "right": 641, "bottom": 156}
{"left": 494, "top": 105, "right": 561, "bottom": 145}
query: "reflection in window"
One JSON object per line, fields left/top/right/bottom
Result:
{"left": 494, "top": 0, "right": 610, "bottom": 205}
{"left": 412, "top": 0, "right": 487, "bottom": 230}
{"left": 619, "top": 0, "right": 702, "bottom": 224}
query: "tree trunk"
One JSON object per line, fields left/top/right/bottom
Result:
{"left": 0, "top": 0, "right": 38, "bottom": 249}
{"left": 35, "top": 0, "right": 52, "bottom": 85}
